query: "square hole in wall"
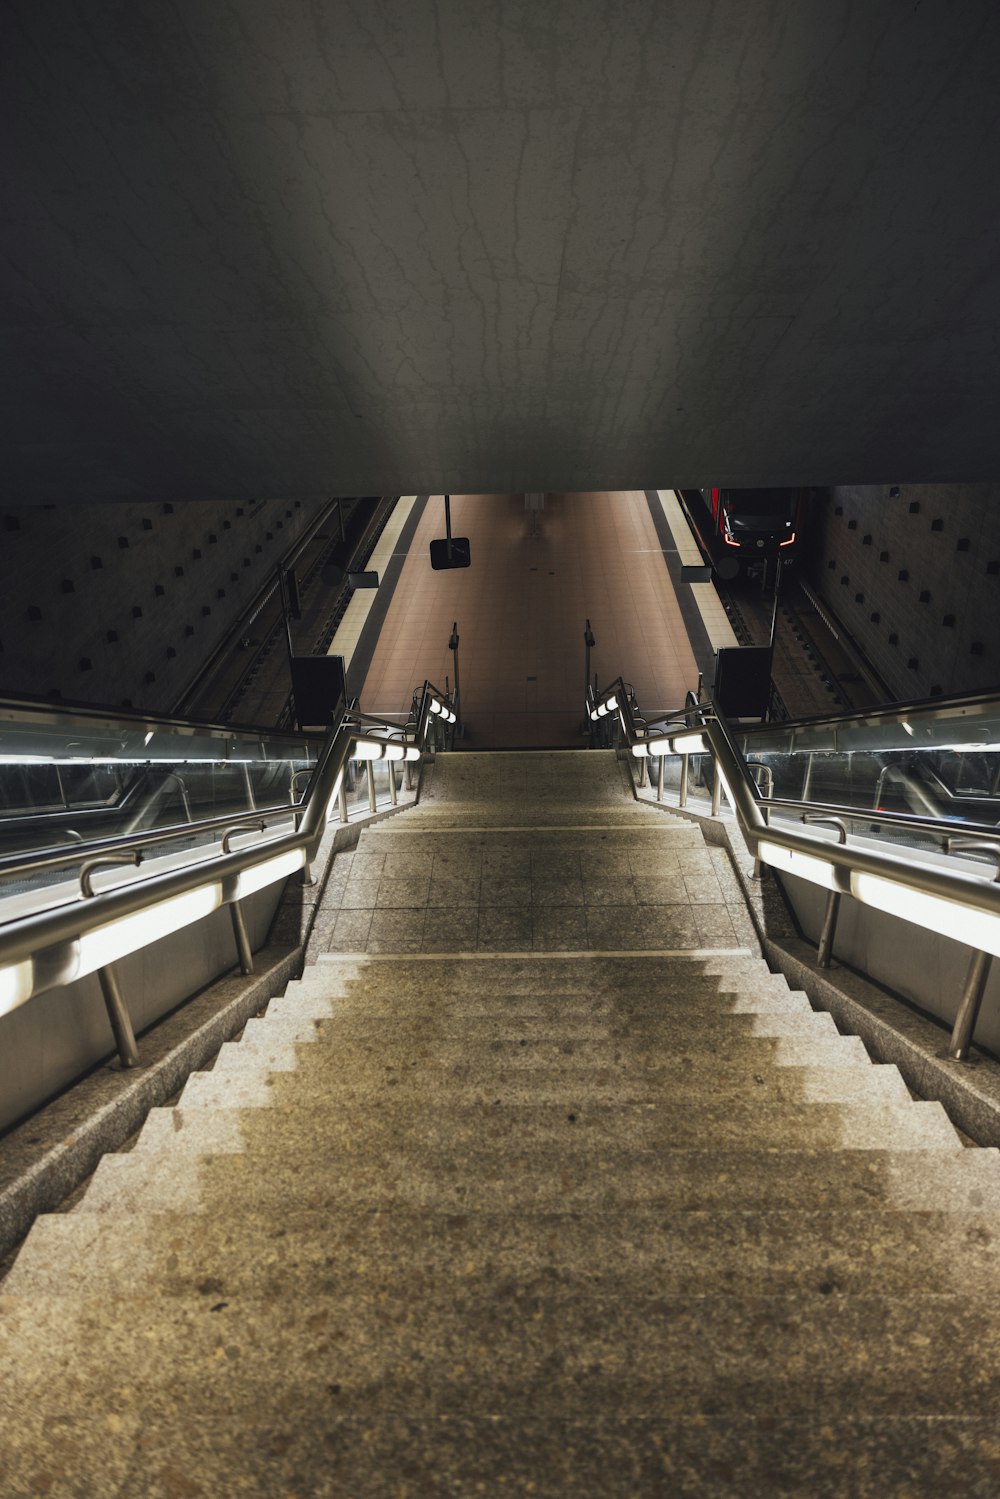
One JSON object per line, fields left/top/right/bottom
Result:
{"left": 879, "top": 551, "right": 889, "bottom": 562}
{"left": 898, "top": 569, "right": 909, "bottom": 582}
{"left": 908, "top": 502, "right": 920, "bottom": 513}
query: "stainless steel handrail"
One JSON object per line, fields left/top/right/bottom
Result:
{"left": 0, "top": 683, "right": 446, "bottom": 1063}
{"left": 590, "top": 677, "right": 1000, "bottom": 1058}
{"left": 0, "top": 799, "right": 307, "bottom": 887}
{"left": 736, "top": 684, "right": 1000, "bottom": 740}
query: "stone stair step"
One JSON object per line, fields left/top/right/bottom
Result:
{"left": 227, "top": 1020, "right": 877, "bottom": 1069}
{"left": 314, "top": 953, "right": 778, "bottom": 981}
{"left": 69, "top": 1099, "right": 961, "bottom": 1218}
{"left": 261, "top": 999, "right": 836, "bottom": 1038}
{"left": 207, "top": 1042, "right": 912, "bottom": 1106}
{"left": 71, "top": 1117, "right": 1000, "bottom": 1209}
{"left": 208, "top": 1064, "right": 912, "bottom": 1109}
{"left": 3, "top": 1289, "right": 1000, "bottom": 1420}
{"left": 13, "top": 1204, "right": 1000, "bottom": 1303}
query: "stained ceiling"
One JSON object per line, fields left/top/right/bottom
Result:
{"left": 5, "top": 1, "right": 1000, "bottom": 502}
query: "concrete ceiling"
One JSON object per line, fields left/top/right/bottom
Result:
{"left": 5, "top": 1, "right": 1000, "bottom": 504}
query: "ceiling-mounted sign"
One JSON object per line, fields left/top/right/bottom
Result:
{"left": 430, "top": 493, "right": 471, "bottom": 569}
{"left": 429, "top": 537, "right": 471, "bottom": 569}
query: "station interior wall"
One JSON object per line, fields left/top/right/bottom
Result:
{"left": 0, "top": 499, "right": 321, "bottom": 715}
{"left": 809, "top": 485, "right": 1000, "bottom": 701}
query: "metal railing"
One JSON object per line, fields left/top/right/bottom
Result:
{"left": 0, "top": 680, "right": 455, "bottom": 1069}
{"left": 589, "top": 674, "right": 1000, "bottom": 1061}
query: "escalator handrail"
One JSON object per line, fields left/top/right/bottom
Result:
{"left": 0, "top": 686, "right": 445, "bottom": 994}
{"left": 589, "top": 679, "right": 1000, "bottom": 928}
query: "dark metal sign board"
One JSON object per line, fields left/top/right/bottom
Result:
{"left": 348, "top": 570, "right": 379, "bottom": 588}
{"left": 430, "top": 537, "right": 471, "bottom": 569}
{"left": 680, "top": 563, "right": 713, "bottom": 583}
{"left": 713, "top": 645, "right": 773, "bottom": 720}
{"left": 291, "top": 654, "right": 346, "bottom": 728}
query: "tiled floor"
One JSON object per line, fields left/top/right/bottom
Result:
{"left": 360, "top": 492, "right": 700, "bottom": 747}
{"left": 314, "top": 829, "right": 745, "bottom": 956}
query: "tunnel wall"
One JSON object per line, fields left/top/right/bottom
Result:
{"left": 807, "top": 484, "right": 1000, "bottom": 700}
{"left": 0, "top": 499, "right": 323, "bottom": 715}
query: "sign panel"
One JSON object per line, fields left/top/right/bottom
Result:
{"left": 291, "top": 655, "right": 346, "bottom": 728}
{"left": 430, "top": 537, "right": 472, "bottom": 570}
{"left": 713, "top": 645, "right": 773, "bottom": 720}
{"left": 348, "top": 570, "right": 379, "bottom": 588}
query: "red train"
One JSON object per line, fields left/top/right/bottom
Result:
{"left": 686, "top": 487, "right": 807, "bottom": 580}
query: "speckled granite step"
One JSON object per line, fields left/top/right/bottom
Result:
{"left": 59, "top": 1135, "right": 1000, "bottom": 1218}
{"left": 312, "top": 952, "right": 779, "bottom": 982}
{"left": 10, "top": 1204, "right": 1000, "bottom": 1303}
{"left": 3, "top": 1408, "right": 997, "bottom": 1499}
{"left": 199, "top": 1053, "right": 916, "bottom": 1112}
{"left": 3, "top": 1288, "right": 1000, "bottom": 1421}
{"left": 233, "top": 1013, "right": 875, "bottom": 1067}
{"left": 67, "top": 1101, "right": 960, "bottom": 1218}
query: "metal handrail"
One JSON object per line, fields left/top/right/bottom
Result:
{"left": 590, "top": 676, "right": 1000, "bottom": 1057}
{"left": 0, "top": 684, "right": 445, "bottom": 1063}
{"left": 0, "top": 796, "right": 307, "bottom": 888}
{"left": 736, "top": 683, "right": 1000, "bottom": 740}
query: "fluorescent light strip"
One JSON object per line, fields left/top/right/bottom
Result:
{"left": 851, "top": 872, "right": 1000, "bottom": 958}
{"left": 757, "top": 840, "right": 841, "bottom": 891}
{"left": 669, "top": 732, "right": 706, "bottom": 754}
{"left": 234, "top": 848, "right": 306, "bottom": 899}
{"left": 76, "top": 884, "right": 224, "bottom": 978}
{"left": 0, "top": 959, "right": 34, "bottom": 1018}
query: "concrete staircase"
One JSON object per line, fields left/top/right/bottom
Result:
{"left": 3, "top": 751, "right": 1000, "bottom": 1495}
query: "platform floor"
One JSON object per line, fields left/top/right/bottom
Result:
{"left": 360, "top": 492, "right": 700, "bottom": 747}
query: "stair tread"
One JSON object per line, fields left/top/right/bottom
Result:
{"left": 3, "top": 1289, "right": 1000, "bottom": 1420}
{"left": 11, "top": 1207, "right": 1000, "bottom": 1301}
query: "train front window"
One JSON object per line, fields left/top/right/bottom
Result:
{"left": 724, "top": 489, "right": 796, "bottom": 520}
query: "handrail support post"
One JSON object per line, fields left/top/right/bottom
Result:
{"left": 366, "top": 759, "right": 377, "bottom": 814}
{"left": 230, "top": 900, "right": 254, "bottom": 975}
{"left": 97, "top": 964, "right": 140, "bottom": 1069}
{"left": 948, "top": 949, "right": 993, "bottom": 1061}
{"left": 816, "top": 890, "right": 842, "bottom": 967}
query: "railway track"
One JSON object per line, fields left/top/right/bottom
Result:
{"left": 715, "top": 574, "right": 888, "bottom": 719}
